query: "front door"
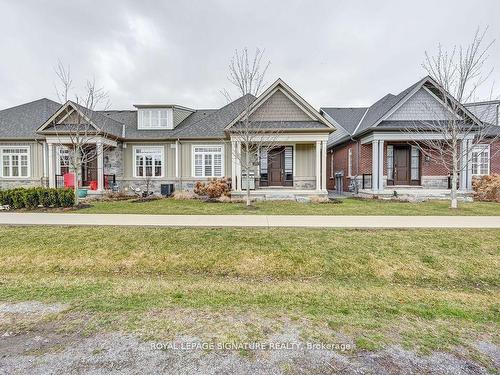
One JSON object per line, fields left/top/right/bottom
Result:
{"left": 82, "top": 156, "right": 98, "bottom": 186}
{"left": 268, "top": 147, "right": 284, "bottom": 186}
{"left": 393, "top": 146, "right": 410, "bottom": 185}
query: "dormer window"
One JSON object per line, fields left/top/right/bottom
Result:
{"left": 138, "top": 108, "right": 173, "bottom": 130}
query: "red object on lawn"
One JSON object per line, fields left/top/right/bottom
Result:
{"left": 89, "top": 180, "right": 98, "bottom": 190}
{"left": 63, "top": 173, "right": 75, "bottom": 188}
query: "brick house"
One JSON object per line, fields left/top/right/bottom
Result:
{"left": 321, "top": 76, "right": 500, "bottom": 197}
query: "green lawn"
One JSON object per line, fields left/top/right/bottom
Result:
{"left": 73, "top": 197, "right": 500, "bottom": 215}
{"left": 0, "top": 226, "right": 498, "bottom": 355}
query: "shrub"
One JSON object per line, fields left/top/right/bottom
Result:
{"left": 37, "top": 188, "right": 51, "bottom": 207}
{"left": 23, "top": 188, "right": 39, "bottom": 209}
{"left": 0, "top": 187, "right": 74, "bottom": 209}
{"left": 11, "top": 189, "right": 25, "bottom": 209}
{"left": 47, "top": 189, "right": 60, "bottom": 207}
{"left": 193, "top": 181, "right": 206, "bottom": 196}
{"left": 195, "top": 178, "right": 230, "bottom": 199}
{"left": 473, "top": 174, "right": 500, "bottom": 202}
{"left": 58, "top": 188, "right": 75, "bottom": 207}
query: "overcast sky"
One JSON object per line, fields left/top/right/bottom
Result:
{"left": 0, "top": 0, "right": 498, "bottom": 111}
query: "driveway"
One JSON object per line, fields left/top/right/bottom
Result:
{"left": 1, "top": 212, "right": 499, "bottom": 228}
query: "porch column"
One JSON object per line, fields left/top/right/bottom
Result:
{"left": 321, "top": 140, "right": 327, "bottom": 191}
{"left": 315, "top": 141, "right": 321, "bottom": 191}
{"left": 460, "top": 139, "right": 473, "bottom": 192}
{"left": 235, "top": 141, "right": 242, "bottom": 191}
{"left": 96, "top": 141, "right": 104, "bottom": 192}
{"left": 48, "top": 143, "right": 55, "bottom": 188}
{"left": 371, "top": 140, "right": 384, "bottom": 192}
{"left": 231, "top": 141, "right": 236, "bottom": 191}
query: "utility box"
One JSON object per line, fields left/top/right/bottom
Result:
{"left": 241, "top": 171, "right": 255, "bottom": 190}
{"left": 335, "top": 171, "right": 344, "bottom": 194}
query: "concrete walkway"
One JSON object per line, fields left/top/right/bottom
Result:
{"left": 0, "top": 213, "right": 499, "bottom": 228}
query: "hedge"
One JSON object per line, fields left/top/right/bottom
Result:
{"left": 0, "top": 187, "right": 75, "bottom": 209}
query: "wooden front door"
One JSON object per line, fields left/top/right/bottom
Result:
{"left": 268, "top": 147, "right": 284, "bottom": 186}
{"left": 394, "top": 146, "right": 410, "bottom": 185}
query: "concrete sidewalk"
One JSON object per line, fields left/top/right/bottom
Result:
{"left": 0, "top": 213, "right": 499, "bottom": 228}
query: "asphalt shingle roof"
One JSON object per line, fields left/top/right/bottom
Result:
{"left": 320, "top": 107, "right": 368, "bottom": 134}
{"left": 0, "top": 98, "right": 60, "bottom": 139}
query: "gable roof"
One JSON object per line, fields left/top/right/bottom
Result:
{"left": 38, "top": 101, "right": 125, "bottom": 138}
{"left": 322, "top": 76, "right": 484, "bottom": 147}
{"left": 225, "top": 78, "right": 336, "bottom": 131}
{"left": 465, "top": 100, "right": 500, "bottom": 126}
{"left": 0, "top": 98, "right": 61, "bottom": 139}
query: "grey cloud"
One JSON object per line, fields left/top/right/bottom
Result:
{"left": 0, "top": 0, "right": 498, "bottom": 111}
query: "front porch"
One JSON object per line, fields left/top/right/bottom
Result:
{"left": 45, "top": 136, "right": 118, "bottom": 193}
{"left": 358, "top": 132, "right": 475, "bottom": 198}
{"left": 229, "top": 135, "right": 330, "bottom": 200}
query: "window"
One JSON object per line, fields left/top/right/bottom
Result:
{"left": 138, "top": 109, "right": 172, "bottom": 129}
{"left": 57, "top": 146, "right": 70, "bottom": 175}
{"left": 1, "top": 147, "right": 29, "bottom": 178}
{"left": 347, "top": 148, "right": 352, "bottom": 177}
{"left": 134, "top": 146, "right": 164, "bottom": 177}
{"left": 471, "top": 145, "right": 490, "bottom": 176}
{"left": 411, "top": 146, "right": 420, "bottom": 181}
{"left": 193, "top": 145, "right": 224, "bottom": 177}
{"left": 387, "top": 145, "right": 394, "bottom": 181}
{"left": 284, "top": 146, "right": 293, "bottom": 181}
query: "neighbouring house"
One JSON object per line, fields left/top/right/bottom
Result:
{"left": 321, "top": 76, "right": 500, "bottom": 199}
{"left": 0, "top": 79, "right": 335, "bottom": 200}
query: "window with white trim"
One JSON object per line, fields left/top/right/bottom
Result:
{"left": 138, "top": 109, "right": 173, "bottom": 129}
{"left": 1, "top": 147, "right": 29, "bottom": 178}
{"left": 57, "top": 146, "right": 70, "bottom": 175}
{"left": 134, "top": 146, "right": 164, "bottom": 177}
{"left": 193, "top": 145, "right": 224, "bottom": 177}
{"left": 411, "top": 146, "right": 420, "bottom": 180}
{"left": 471, "top": 145, "right": 490, "bottom": 176}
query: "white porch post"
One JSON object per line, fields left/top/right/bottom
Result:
{"left": 315, "top": 141, "right": 321, "bottom": 191}
{"left": 459, "top": 139, "right": 473, "bottom": 192}
{"left": 371, "top": 140, "right": 383, "bottom": 192}
{"left": 48, "top": 143, "right": 55, "bottom": 188}
{"left": 235, "top": 141, "right": 242, "bottom": 191}
{"left": 231, "top": 141, "right": 236, "bottom": 191}
{"left": 321, "top": 140, "right": 327, "bottom": 192}
{"left": 96, "top": 141, "right": 104, "bottom": 192}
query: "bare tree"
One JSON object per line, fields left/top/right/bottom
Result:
{"left": 222, "top": 48, "right": 283, "bottom": 207}
{"left": 407, "top": 28, "right": 498, "bottom": 209}
{"left": 52, "top": 61, "right": 113, "bottom": 205}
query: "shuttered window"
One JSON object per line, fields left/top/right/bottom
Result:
{"left": 193, "top": 145, "right": 224, "bottom": 177}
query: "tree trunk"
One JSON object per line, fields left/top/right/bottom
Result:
{"left": 450, "top": 146, "right": 458, "bottom": 209}
{"left": 73, "top": 167, "right": 80, "bottom": 206}
{"left": 245, "top": 145, "right": 251, "bottom": 207}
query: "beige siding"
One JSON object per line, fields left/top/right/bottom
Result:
{"left": 295, "top": 144, "right": 315, "bottom": 179}
{"left": 249, "top": 89, "right": 312, "bottom": 122}
{"left": 0, "top": 141, "right": 44, "bottom": 179}
{"left": 123, "top": 142, "right": 175, "bottom": 179}
{"left": 173, "top": 108, "right": 194, "bottom": 127}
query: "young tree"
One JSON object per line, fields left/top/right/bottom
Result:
{"left": 53, "top": 62, "right": 112, "bottom": 205}
{"left": 222, "top": 48, "right": 282, "bottom": 207}
{"left": 409, "top": 28, "right": 498, "bottom": 209}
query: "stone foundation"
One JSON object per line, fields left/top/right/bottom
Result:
{"left": 0, "top": 179, "right": 42, "bottom": 190}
